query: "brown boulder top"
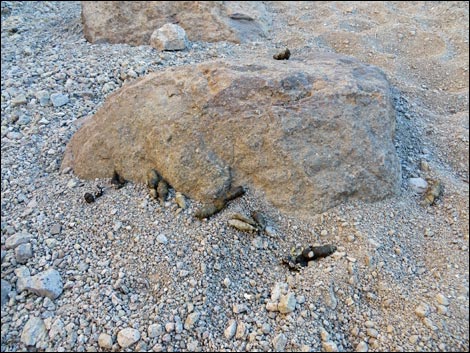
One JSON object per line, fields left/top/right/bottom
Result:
{"left": 81, "top": 1, "right": 271, "bottom": 45}
{"left": 62, "top": 52, "right": 401, "bottom": 215}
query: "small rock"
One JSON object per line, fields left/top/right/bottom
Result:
{"left": 15, "top": 266, "right": 31, "bottom": 292}
{"left": 49, "top": 318, "right": 65, "bottom": 340}
{"left": 11, "top": 94, "right": 27, "bottom": 106}
{"left": 156, "top": 234, "right": 168, "bottom": 244}
{"left": 27, "top": 268, "right": 63, "bottom": 299}
{"left": 415, "top": 303, "right": 429, "bottom": 318}
{"left": 278, "top": 292, "right": 296, "bottom": 314}
{"left": 356, "top": 341, "right": 369, "bottom": 352}
{"left": 150, "top": 23, "right": 188, "bottom": 51}
{"left": 408, "top": 177, "right": 428, "bottom": 194}
{"left": 233, "top": 303, "right": 248, "bottom": 314}
{"left": 322, "top": 341, "right": 339, "bottom": 352}
{"left": 15, "top": 242, "right": 33, "bottom": 263}
{"left": 35, "top": 90, "right": 50, "bottom": 106}
{"left": 50, "top": 93, "right": 69, "bottom": 107}
{"left": 266, "top": 302, "right": 278, "bottom": 312}
{"left": 117, "top": 328, "right": 140, "bottom": 348}
{"left": 272, "top": 333, "right": 287, "bottom": 351}
{"left": 366, "top": 328, "right": 379, "bottom": 338}
{"left": 21, "top": 317, "right": 46, "bottom": 346}
{"left": 235, "top": 321, "right": 246, "bottom": 340}
{"left": 184, "top": 312, "right": 200, "bottom": 330}
{"left": 224, "top": 319, "right": 237, "bottom": 340}
{"left": 5, "top": 231, "right": 33, "bottom": 249}
{"left": 1, "top": 279, "right": 11, "bottom": 307}
{"left": 435, "top": 293, "right": 449, "bottom": 306}
{"left": 50, "top": 224, "right": 62, "bottom": 235}
{"left": 148, "top": 324, "right": 163, "bottom": 338}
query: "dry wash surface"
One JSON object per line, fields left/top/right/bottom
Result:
{"left": 1, "top": 1, "right": 468, "bottom": 352}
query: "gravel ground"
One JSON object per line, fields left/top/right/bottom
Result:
{"left": 1, "top": 1, "right": 468, "bottom": 352}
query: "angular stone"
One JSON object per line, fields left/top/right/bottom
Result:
{"left": 98, "top": 333, "right": 113, "bottom": 349}
{"left": 81, "top": 1, "right": 271, "bottom": 45}
{"left": 14, "top": 266, "right": 31, "bottom": 292}
{"left": 1, "top": 279, "right": 11, "bottom": 307}
{"left": 184, "top": 312, "right": 200, "bottom": 330}
{"left": 148, "top": 324, "right": 163, "bottom": 338}
{"left": 117, "top": 328, "right": 140, "bottom": 348}
{"left": 26, "top": 268, "right": 63, "bottom": 300}
{"left": 408, "top": 177, "right": 428, "bottom": 194}
{"left": 278, "top": 292, "right": 296, "bottom": 314}
{"left": 62, "top": 54, "right": 401, "bottom": 215}
{"left": 272, "top": 333, "right": 287, "bottom": 352}
{"left": 15, "top": 242, "right": 33, "bottom": 264}
{"left": 50, "top": 93, "right": 69, "bottom": 107}
{"left": 150, "top": 23, "right": 187, "bottom": 51}
{"left": 21, "top": 317, "right": 46, "bottom": 346}
{"left": 224, "top": 319, "right": 237, "bottom": 340}
{"left": 5, "top": 231, "right": 33, "bottom": 249}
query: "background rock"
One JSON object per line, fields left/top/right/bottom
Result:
{"left": 150, "top": 23, "right": 188, "bottom": 51}
{"left": 62, "top": 53, "right": 401, "bottom": 215}
{"left": 81, "top": 1, "right": 271, "bottom": 45}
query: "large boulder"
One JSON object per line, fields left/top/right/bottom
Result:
{"left": 81, "top": 1, "right": 271, "bottom": 45}
{"left": 61, "top": 53, "right": 401, "bottom": 215}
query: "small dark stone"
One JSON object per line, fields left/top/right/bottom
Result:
{"left": 273, "top": 48, "right": 290, "bottom": 60}
{"left": 84, "top": 192, "right": 95, "bottom": 203}
{"left": 251, "top": 211, "right": 266, "bottom": 231}
{"left": 147, "top": 169, "right": 161, "bottom": 189}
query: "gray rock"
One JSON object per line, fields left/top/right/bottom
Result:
{"left": 49, "top": 318, "right": 65, "bottom": 340}
{"left": 184, "top": 312, "right": 200, "bottom": 330}
{"left": 148, "top": 324, "right": 163, "bottom": 338}
{"left": 150, "top": 23, "right": 188, "bottom": 51}
{"left": 15, "top": 242, "right": 33, "bottom": 263}
{"left": 62, "top": 54, "right": 400, "bottom": 216}
{"left": 117, "top": 328, "right": 140, "bottom": 348}
{"left": 356, "top": 341, "right": 369, "bottom": 352}
{"left": 5, "top": 231, "right": 33, "bottom": 249}
{"left": 11, "top": 93, "right": 27, "bottom": 107}
{"left": 235, "top": 321, "right": 246, "bottom": 340}
{"left": 50, "top": 93, "right": 69, "bottom": 107}
{"left": 98, "top": 333, "right": 113, "bottom": 349}
{"left": 278, "top": 292, "right": 296, "bottom": 314}
{"left": 272, "top": 333, "right": 287, "bottom": 351}
{"left": 14, "top": 266, "right": 31, "bottom": 292}
{"left": 156, "top": 234, "right": 168, "bottom": 244}
{"left": 224, "top": 319, "right": 237, "bottom": 340}
{"left": 1, "top": 279, "right": 11, "bottom": 307}
{"left": 21, "top": 317, "right": 46, "bottom": 346}
{"left": 17, "top": 115, "right": 31, "bottom": 126}
{"left": 35, "top": 90, "right": 50, "bottom": 106}
{"left": 408, "top": 177, "right": 428, "bottom": 194}
{"left": 27, "top": 268, "right": 63, "bottom": 299}
{"left": 50, "top": 223, "right": 62, "bottom": 235}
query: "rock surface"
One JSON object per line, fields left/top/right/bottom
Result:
{"left": 81, "top": 1, "right": 271, "bottom": 45}
{"left": 62, "top": 54, "right": 401, "bottom": 214}
{"left": 26, "top": 268, "right": 63, "bottom": 300}
{"left": 20, "top": 317, "right": 46, "bottom": 346}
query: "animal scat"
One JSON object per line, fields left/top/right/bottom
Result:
{"left": 251, "top": 211, "right": 266, "bottom": 230}
{"left": 298, "top": 244, "right": 337, "bottom": 262}
{"left": 146, "top": 169, "right": 161, "bottom": 189}
{"left": 273, "top": 48, "right": 291, "bottom": 60}
{"left": 228, "top": 219, "right": 257, "bottom": 232}
{"left": 84, "top": 192, "right": 95, "bottom": 203}
{"left": 94, "top": 185, "right": 104, "bottom": 198}
{"left": 421, "top": 180, "right": 443, "bottom": 206}
{"left": 111, "top": 170, "right": 126, "bottom": 189}
{"left": 157, "top": 180, "right": 169, "bottom": 204}
{"left": 194, "top": 198, "right": 227, "bottom": 219}
{"left": 231, "top": 213, "right": 258, "bottom": 227}
{"left": 223, "top": 186, "right": 245, "bottom": 202}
